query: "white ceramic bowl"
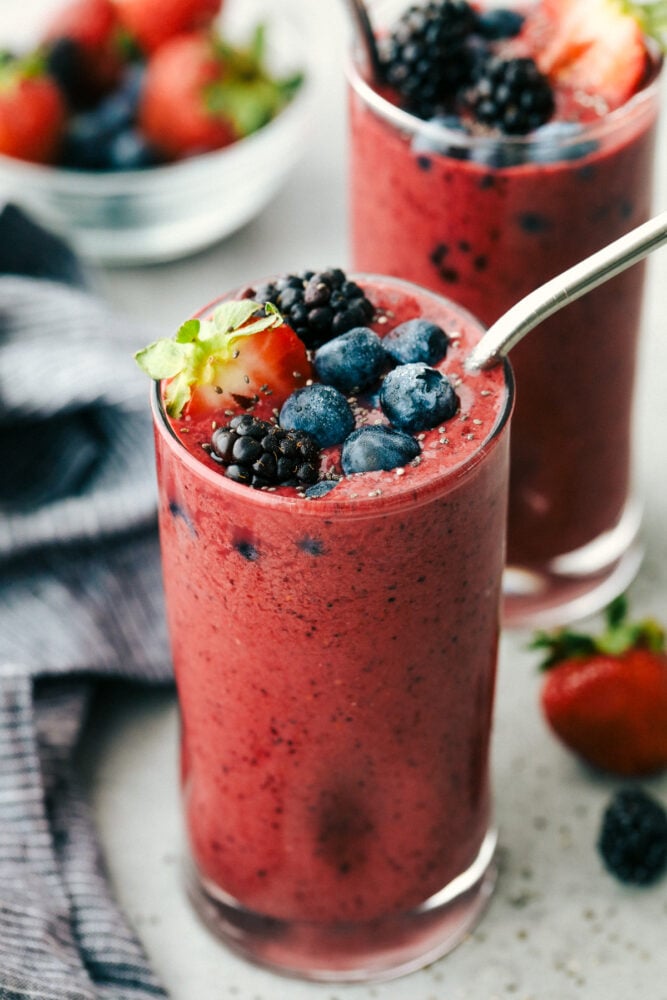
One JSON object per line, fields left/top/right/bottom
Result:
{"left": 0, "top": 0, "right": 313, "bottom": 265}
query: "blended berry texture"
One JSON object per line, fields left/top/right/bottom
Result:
{"left": 151, "top": 278, "right": 511, "bottom": 960}
{"left": 348, "top": 6, "right": 662, "bottom": 620}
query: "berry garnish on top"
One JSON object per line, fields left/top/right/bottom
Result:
{"left": 598, "top": 787, "right": 667, "bottom": 885}
{"left": 380, "top": 0, "right": 479, "bottom": 119}
{"left": 251, "top": 270, "right": 375, "bottom": 350}
{"left": 135, "top": 271, "right": 490, "bottom": 494}
{"left": 134, "top": 298, "right": 312, "bottom": 419}
{"left": 279, "top": 384, "right": 355, "bottom": 448}
{"left": 534, "top": 595, "right": 667, "bottom": 777}
{"left": 208, "top": 414, "right": 320, "bottom": 489}
{"left": 313, "top": 327, "right": 388, "bottom": 394}
{"left": 464, "top": 56, "right": 554, "bottom": 135}
{"left": 536, "top": 0, "right": 656, "bottom": 112}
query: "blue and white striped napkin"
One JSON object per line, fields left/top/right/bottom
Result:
{"left": 0, "top": 208, "right": 171, "bottom": 1000}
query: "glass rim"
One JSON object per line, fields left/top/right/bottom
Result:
{"left": 345, "top": 45, "right": 663, "bottom": 155}
{"left": 151, "top": 273, "right": 515, "bottom": 519}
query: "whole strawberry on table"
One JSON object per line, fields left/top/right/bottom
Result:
{"left": 0, "top": 0, "right": 302, "bottom": 170}
{"left": 535, "top": 595, "right": 667, "bottom": 777}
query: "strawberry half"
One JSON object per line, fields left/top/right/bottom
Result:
{"left": 537, "top": 0, "right": 651, "bottom": 111}
{"left": 112, "top": 0, "right": 222, "bottom": 55}
{"left": 0, "top": 56, "right": 66, "bottom": 164}
{"left": 535, "top": 596, "right": 667, "bottom": 777}
{"left": 135, "top": 299, "right": 313, "bottom": 420}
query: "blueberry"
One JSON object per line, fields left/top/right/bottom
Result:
{"left": 470, "top": 139, "right": 528, "bottom": 169}
{"left": 476, "top": 9, "right": 525, "bottom": 39}
{"left": 279, "top": 384, "right": 355, "bottom": 448}
{"left": 529, "top": 121, "right": 598, "bottom": 164}
{"left": 314, "top": 327, "right": 387, "bottom": 394}
{"left": 304, "top": 479, "right": 339, "bottom": 498}
{"left": 380, "top": 364, "right": 458, "bottom": 432}
{"left": 61, "top": 112, "right": 116, "bottom": 170}
{"left": 383, "top": 319, "right": 449, "bottom": 365}
{"left": 107, "top": 129, "right": 160, "bottom": 170}
{"left": 341, "top": 425, "right": 420, "bottom": 475}
{"left": 411, "top": 114, "right": 470, "bottom": 159}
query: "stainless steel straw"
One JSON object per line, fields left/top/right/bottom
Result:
{"left": 466, "top": 211, "right": 667, "bottom": 372}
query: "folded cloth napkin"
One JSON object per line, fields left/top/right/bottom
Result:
{"left": 0, "top": 206, "right": 171, "bottom": 999}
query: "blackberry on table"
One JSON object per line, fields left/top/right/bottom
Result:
{"left": 252, "top": 269, "right": 375, "bottom": 350}
{"left": 380, "top": 0, "right": 480, "bottom": 119}
{"left": 465, "top": 56, "right": 554, "bottom": 135}
{"left": 208, "top": 414, "right": 321, "bottom": 489}
{"left": 597, "top": 787, "right": 667, "bottom": 886}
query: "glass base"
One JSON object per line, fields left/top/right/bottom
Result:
{"left": 503, "top": 499, "right": 644, "bottom": 629}
{"left": 184, "top": 829, "right": 497, "bottom": 983}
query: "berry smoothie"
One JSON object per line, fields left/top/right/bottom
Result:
{"left": 149, "top": 275, "right": 513, "bottom": 979}
{"left": 348, "top": 0, "right": 662, "bottom": 625}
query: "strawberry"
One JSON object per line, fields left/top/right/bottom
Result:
{"left": 536, "top": 0, "right": 651, "bottom": 111}
{"left": 0, "top": 56, "right": 66, "bottom": 164}
{"left": 535, "top": 596, "right": 667, "bottom": 777}
{"left": 43, "top": 0, "right": 125, "bottom": 103}
{"left": 138, "top": 29, "right": 303, "bottom": 161}
{"left": 138, "top": 33, "right": 236, "bottom": 159}
{"left": 112, "top": 0, "right": 222, "bottom": 55}
{"left": 134, "top": 299, "right": 313, "bottom": 420}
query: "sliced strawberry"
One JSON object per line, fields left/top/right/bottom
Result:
{"left": 135, "top": 299, "right": 313, "bottom": 421}
{"left": 43, "top": 0, "right": 125, "bottom": 100}
{"left": 112, "top": 0, "right": 222, "bottom": 55}
{"left": 535, "top": 596, "right": 667, "bottom": 777}
{"left": 138, "top": 33, "right": 237, "bottom": 160}
{"left": 537, "top": 0, "right": 650, "bottom": 111}
{"left": 0, "top": 58, "right": 66, "bottom": 164}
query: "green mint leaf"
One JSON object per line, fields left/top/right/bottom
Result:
{"left": 134, "top": 339, "right": 193, "bottom": 380}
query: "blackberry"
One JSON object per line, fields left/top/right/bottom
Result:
{"left": 465, "top": 56, "right": 554, "bottom": 135}
{"left": 598, "top": 787, "right": 667, "bottom": 886}
{"left": 208, "top": 414, "right": 320, "bottom": 489}
{"left": 252, "top": 269, "right": 375, "bottom": 350}
{"left": 381, "top": 1, "right": 480, "bottom": 120}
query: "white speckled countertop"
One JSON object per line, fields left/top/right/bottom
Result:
{"left": 7, "top": 0, "right": 665, "bottom": 996}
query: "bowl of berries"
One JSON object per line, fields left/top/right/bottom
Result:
{"left": 0, "top": 0, "right": 311, "bottom": 264}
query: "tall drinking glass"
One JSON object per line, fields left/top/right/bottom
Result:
{"left": 348, "top": 0, "right": 662, "bottom": 626}
{"left": 150, "top": 274, "right": 513, "bottom": 981}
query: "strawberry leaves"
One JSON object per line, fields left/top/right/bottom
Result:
{"left": 135, "top": 299, "right": 283, "bottom": 417}
{"left": 621, "top": 0, "right": 667, "bottom": 51}
{"left": 532, "top": 594, "right": 666, "bottom": 670}
{"left": 205, "top": 26, "right": 303, "bottom": 136}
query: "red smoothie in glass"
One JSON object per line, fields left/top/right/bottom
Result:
{"left": 348, "top": 0, "right": 662, "bottom": 625}
{"left": 150, "top": 275, "right": 513, "bottom": 980}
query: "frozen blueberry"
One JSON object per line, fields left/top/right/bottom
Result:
{"left": 476, "top": 8, "right": 525, "bottom": 39}
{"left": 383, "top": 318, "right": 449, "bottom": 365}
{"left": 380, "top": 363, "right": 458, "bottom": 432}
{"left": 411, "top": 114, "right": 471, "bottom": 159}
{"left": 279, "top": 384, "right": 355, "bottom": 448}
{"left": 529, "top": 121, "right": 598, "bottom": 164}
{"left": 341, "top": 425, "right": 420, "bottom": 475}
{"left": 304, "top": 479, "right": 339, "bottom": 498}
{"left": 314, "top": 327, "right": 387, "bottom": 394}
